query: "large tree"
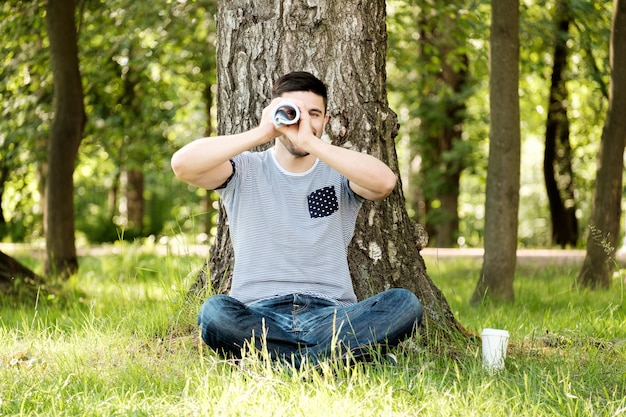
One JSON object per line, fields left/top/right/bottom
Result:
{"left": 192, "top": 0, "right": 466, "bottom": 342}
{"left": 44, "top": 0, "right": 85, "bottom": 276}
{"left": 544, "top": 0, "right": 578, "bottom": 248}
{"left": 577, "top": 0, "right": 626, "bottom": 289}
{"left": 471, "top": 0, "right": 520, "bottom": 304}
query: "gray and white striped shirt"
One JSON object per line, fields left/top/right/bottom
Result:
{"left": 216, "top": 147, "right": 364, "bottom": 305}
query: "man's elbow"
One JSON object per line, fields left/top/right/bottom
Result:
{"left": 170, "top": 152, "right": 188, "bottom": 180}
{"left": 369, "top": 172, "right": 397, "bottom": 201}
{"left": 379, "top": 173, "right": 397, "bottom": 198}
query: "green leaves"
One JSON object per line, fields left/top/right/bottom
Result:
{"left": 387, "top": 0, "right": 613, "bottom": 247}
{"left": 1, "top": 0, "right": 218, "bottom": 242}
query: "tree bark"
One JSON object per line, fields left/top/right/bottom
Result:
{"left": 577, "top": 0, "right": 626, "bottom": 289}
{"left": 544, "top": 0, "right": 578, "bottom": 248}
{"left": 193, "top": 0, "right": 466, "bottom": 342}
{"left": 471, "top": 0, "right": 520, "bottom": 304}
{"left": 44, "top": 0, "right": 85, "bottom": 277}
{"left": 0, "top": 165, "right": 9, "bottom": 233}
{"left": 125, "top": 168, "right": 145, "bottom": 236}
{"left": 202, "top": 79, "right": 218, "bottom": 236}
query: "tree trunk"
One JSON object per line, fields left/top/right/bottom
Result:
{"left": 125, "top": 168, "right": 145, "bottom": 236}
{"left": 471, "top": 0, "right": 520, "bottom": 305}
{"left": 0, "top": 165, "right": 9, "bottom": 235}
{"left": 44, "top": 0, "right": 85, "bottom": 277}
{"left": 544, "top": 0, "right": 578, "bottom": 248}
{"left": 108, "top": 169, "right": 121, "bottom": 222}
{"left": 415, "top": 8, "right": 468, "bottom": 248}
{"left": 202, "top": 80, "right": 218, "bottom": 236}
{"left": 193, "top": 0, "right": 466, "bottom": 342}
{"left": 577, "top": 0, "right": 626, "bottom": 289}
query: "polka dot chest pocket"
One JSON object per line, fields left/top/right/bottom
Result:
{"left": 307, "top": 186, "right": 339, "bottom": 218}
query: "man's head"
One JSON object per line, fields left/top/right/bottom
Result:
{"left": 271, "top": 71, "right": 328, "bottom": 112}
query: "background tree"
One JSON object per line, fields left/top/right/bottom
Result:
{"left": 80, "top": 1, "right": 184, "bottom": 239}
{"left": 0, "top": 1, "right": 50, "bottom": 242}
{"left": 75, "top": 0, "right": 216, "bottom": 242}
{"left": 577, "top": 0, "right": 626, "bottom": 289}
{"left": 406, "top": 3, "right": 471, "bottom": 248}
{"left": 193, "top": 0, "right": 466, "bottom": 341}
{"left": 471, "top": 0, "right": 521, "bottom": 304}
{"left": 387, "top": 0, "right": 481, "bottom": 248}
{"left": 544, "top": 0, "right": 578, "bottom": 248}
{"left": 44, "top": 0, "right": 85, "bottom": 276}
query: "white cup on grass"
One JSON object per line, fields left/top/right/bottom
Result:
{"left": 481, "top": 328, "right": 509, "bottom": 371}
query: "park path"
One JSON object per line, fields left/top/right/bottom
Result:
{"left": 2, "top": 242, "right": 626, "bottom": 267}
{"left": 421, "top": 248, "right": 626, "bottom": 265}
{"left": 421, "top": 247, "right": 626, "bottom": 267}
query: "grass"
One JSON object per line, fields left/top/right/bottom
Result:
{"left": 1, "top": 243, "right": 625, "bottom": 416}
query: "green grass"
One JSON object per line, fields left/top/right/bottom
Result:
{"left": 1, "top": 245, "right": 625, "bottom": 416}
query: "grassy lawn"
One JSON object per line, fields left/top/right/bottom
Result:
{"left": 1, "top": 244, "right": 625, "bottom": 416}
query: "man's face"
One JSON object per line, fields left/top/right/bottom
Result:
{"left": 277, "top": 91, "right": 328, "bottom": 157}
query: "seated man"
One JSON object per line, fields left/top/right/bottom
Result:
{"left": 171, "top": 71, "right": 422, "bottom": 366}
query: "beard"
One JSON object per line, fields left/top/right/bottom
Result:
{"left": 278, "top": 136, "right": 310, "bottom": 157}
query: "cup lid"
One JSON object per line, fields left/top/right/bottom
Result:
{"left": 481, "top": 328, "right": 509, "bottom": 337}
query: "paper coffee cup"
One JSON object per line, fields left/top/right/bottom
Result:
{"left": 481, "top": 328, "right": 509, "bottom": 371}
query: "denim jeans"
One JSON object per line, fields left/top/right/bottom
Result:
{"left": 197, "top": 288, "right": 423, "bottom": 366}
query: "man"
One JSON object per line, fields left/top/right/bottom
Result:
{"left": 171, "top": 71, "right": 422, "bottom": 367}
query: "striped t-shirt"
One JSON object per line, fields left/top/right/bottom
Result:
{"left": 216, "top": 147, "right": 364, "bottom": 305}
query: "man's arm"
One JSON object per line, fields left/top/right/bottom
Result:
{"left": 281, "top": 102, "right": 397, "bottom": 201}
{"left": 171, "top": 103, "right": 280, "bottom": 190}
{"left": 308, "top": 140, "right": 397, "bottom": 201}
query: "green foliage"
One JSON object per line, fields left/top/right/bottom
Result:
{"left": 1, "top": 249, "right": 624, "bottom": 416}
{"left": 515, "top": 0, "right": 613, "bottom": 247}
{"left": 74, "top": 0, "right": 217, "bottom": 242}
{"left": 387, "top": 0, "right": 615, "bottom": 248}
{"left": 0, "top": 0, "right": 619, "bottom": 249}
{"left": 0, "top": 1, "right": 50, "bottom": 241}
{"left": 1, "top": 0, "right": 217, "bottom": 244}
{"left": 387, "top": 0, "right": 490, "bottom": 244}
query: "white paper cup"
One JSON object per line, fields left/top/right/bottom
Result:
{"left": 481, "top": 328, "right": 509, "bottom": 371}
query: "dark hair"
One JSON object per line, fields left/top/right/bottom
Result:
{"left": 271, "top": 71, "right": 328, "bottom": 110}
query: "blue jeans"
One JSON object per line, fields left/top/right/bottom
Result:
{"left": 197, "top": 288, "right": 422, "bottom": 366}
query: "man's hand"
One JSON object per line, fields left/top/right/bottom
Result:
{"left": 274, "top": 99, "right": 321, "bottom": 153}
{"left": 258, "top": 99, "right": 286, "bottom": 140}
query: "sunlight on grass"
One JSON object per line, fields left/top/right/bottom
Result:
{"left": 424, "top": 255, "right": 626, "bottom": 339}
{"left": 1, "top": 243, "right": 625, "bottom": 416}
